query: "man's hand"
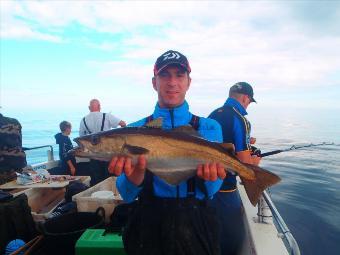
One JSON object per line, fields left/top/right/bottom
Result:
{"left": 108, "top": 155, "right": 146, "bottom": 186}
{"left": 119, "top": 120, "right": 127, "bottom": 128}
{"left": 70, "top": 165, "right": 76, "bottom": 176}
{"left": 250, "top": 137, "right": 256, "bottom": 144}
{"left": 237, "top": 151, "right": 261, "bottom": 166}
{"left": 197, "top": 162, "right": 226, "bottom": 181}
{"left": 67, "top": 160, "right": 76, "bottom": 176}
{"left": 251, "top": 155, "right": 261, "bottom": 166}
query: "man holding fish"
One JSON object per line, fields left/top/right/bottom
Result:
{"left": 108, "top": 50, "right": 226, "bottom": 255}
{"left": 71, "top": 50, "right": 280, "bottom": 255}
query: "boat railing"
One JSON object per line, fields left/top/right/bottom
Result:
{"left": 23, "top": 145, "right": 55, "bottom": 162}
{"left": 260, "top": 191, "right": 301, "bottom": 255}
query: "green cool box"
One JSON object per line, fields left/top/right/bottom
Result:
{"left": 75, "top": 229, "right": 126, "bottom": 255}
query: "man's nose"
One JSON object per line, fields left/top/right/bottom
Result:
{"left": 167, "top": 75, "right": 178, "bottom": 86}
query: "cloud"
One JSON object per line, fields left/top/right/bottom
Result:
{"left": 1, "top": 0, "right": 340, "bottom": 111}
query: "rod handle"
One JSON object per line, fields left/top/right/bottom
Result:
{"left": 260, "top": 150, "right": 282, "bottom": 157}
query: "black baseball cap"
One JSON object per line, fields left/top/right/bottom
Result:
{"left": 154, "top": 50, "right": 191, "bottom": 75}
{"left": 229, "top": 82, "right": 256, "bottom": 103}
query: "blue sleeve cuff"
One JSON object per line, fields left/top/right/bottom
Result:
{"left": 204, "top": 178, "right": 223, "bottom": 198}
{"left": 116, "top": 174, "right": 143, "bottom": 203}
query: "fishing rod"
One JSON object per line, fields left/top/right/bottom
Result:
{"left": 256, "top": 142, "right": 337, "bottom": 158}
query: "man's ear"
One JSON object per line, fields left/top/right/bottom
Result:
{"left": 152, "top": 77, "right": 157, "bottom": 91}
{"left": 186, "top": 76, "right": 191, "bottom": 91}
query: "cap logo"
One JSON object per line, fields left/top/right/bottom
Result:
{"left": 236, "top": 84, "right": 242, "bottom": 89}
{"left": 162, "top": 52, "right": 180, "bottom": 61}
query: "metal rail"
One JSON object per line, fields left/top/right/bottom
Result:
{"left": 262, "top": 191, "right": 301, "bottom": 255}
{"left": 23, "top": 145, "right": 54, "bottom": 161}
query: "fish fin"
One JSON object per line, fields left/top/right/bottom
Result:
{"left": 123, "top": 144, "right": 149, "bottom": 155}
{"left": 172, "top": 125, "right": 201, "bottom": 136}
{"left": 240, "top": 164, "right": 281, "bottom": 206}
{"left": 148, "top": 166, "right": 196, "bottom": 186}
{"left": 220, "top": 143, "right": 235, "bottom": 154}
{"left": 145, "top": 117, "right": 163, "bottom": 128}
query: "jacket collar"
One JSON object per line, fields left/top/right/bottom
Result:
{"left": 153, "top": 100, "right": 191, "bottom": 129}
{"left": 224, "top": 98, "right": 247, "bottom": 116}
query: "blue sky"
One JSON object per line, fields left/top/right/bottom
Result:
{"left": 1, "top": 1, "right": 340, "bottom": 122}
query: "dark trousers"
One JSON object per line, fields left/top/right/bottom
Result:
{"left": 123, "top": 198, "right": 220, "bottom": 255}
{"left": 208, "top": 191, "right": 245, "bottom": 255}
{"left": 89, "top": 160, "right": 109, "bottom": 186}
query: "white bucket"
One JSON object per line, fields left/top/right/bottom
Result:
{"left": 90, "top": 190, "right": 115, "bottom": 199}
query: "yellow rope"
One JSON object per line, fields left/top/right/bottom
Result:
{"left": 219, "top": 188, "right": 237, "bottom": 193}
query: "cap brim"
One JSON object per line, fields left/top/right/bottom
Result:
{"left": 155, "top": 62, "right": 190, "bottom": 75}
{"left": 251, "top": 97, "right": 257, "bottom": 103}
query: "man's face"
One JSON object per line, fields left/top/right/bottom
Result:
{"left": 241, "top": 94, "right": 252, "bottom": 109}
{"left": 152, "top": 65, "right": 191, "bottom": 108}
{"left": 89, "top": 100, "right": 101, "bottom": 112}
{"left": 65, "top": 127, "right": 72, "bottom": 136}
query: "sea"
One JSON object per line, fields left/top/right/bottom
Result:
{"left": 3, "top": 107, "right": 340, "bottom": 255}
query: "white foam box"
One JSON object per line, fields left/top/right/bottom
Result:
{"left": 24, "top": 187, "right": 65, "bottom": 222}
{"left": 9, "top": 176, "right": 91, "bottom": 222}
{"left": 72, "top": 177, "right": 123, "bottom": 222}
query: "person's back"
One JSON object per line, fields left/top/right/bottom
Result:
{"left": 0, "top": 113, "right": 26, "bottom": 184}
{"left": 79, "top": 99, "right": 126, "bottom": 136}
{"left": 54, "top": 121, "right": 76, "bottom": 176}
{"left": 79, "top": 99, "right": 126, "bottom": 185}
{"left": 208, "top": 82, "right": 260, "bottom": 255}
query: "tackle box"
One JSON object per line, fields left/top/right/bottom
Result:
{"left": 75, "top": 229, "right": 125, "bottom": 255}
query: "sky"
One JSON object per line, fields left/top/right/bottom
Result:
{"left": 1, "top": 0, "right": 340, "bottom": 122}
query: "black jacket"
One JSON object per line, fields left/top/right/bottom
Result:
{"left": 54, "top": 133, "right": 75, "bottom": 164}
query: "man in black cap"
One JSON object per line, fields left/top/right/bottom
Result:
{"left": 108, "top": 50, "right": 226, "bottom": 255}
{"left": 208, "top": 82, "right": 261, "bottom": 255}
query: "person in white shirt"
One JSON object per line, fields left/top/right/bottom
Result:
{"left": 79, "top": 99, "right": 126, "bottom": 185}
{"left": 79, "top": 99, "right": 126, "bottom": 136}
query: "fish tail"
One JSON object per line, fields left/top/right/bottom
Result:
{"left": 241, "top": 164, "right": 281, "bottom": 206}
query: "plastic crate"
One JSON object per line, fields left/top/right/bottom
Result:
{"left": 72, "top": 177, "right": 123, "bottom": 222}
{"left": 75, "top": 229, "right": 125, "bottom": 255}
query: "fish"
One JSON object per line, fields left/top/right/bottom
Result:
{"left": 69, "top": 118, "right": 281, "bottom": 205}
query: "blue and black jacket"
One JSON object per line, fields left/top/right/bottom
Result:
{"left": 209, "top": 98, "right": 251, "bottom": 191}
{"left": 55, "top": 133, "right": 76, "bottom": 172}
{"left": 116, "top": 100, "right": 223, "bottom": 202}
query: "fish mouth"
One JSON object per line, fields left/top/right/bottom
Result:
{"left": 67, "top": 146, "right": 83, "bottom": 157}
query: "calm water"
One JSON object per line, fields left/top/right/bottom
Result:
{"left": 4, "top": 107, "right": 340, "bottom": 255}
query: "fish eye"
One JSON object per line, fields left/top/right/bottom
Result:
{"left": 91, "top": 135, "right": 100, "bottom": 145}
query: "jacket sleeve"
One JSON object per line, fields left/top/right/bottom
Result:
{"left": 116, "top": 174, "right": 143, "bottom": 203}
{"left": 233, "top": 117, "right": 251, "bottom": 152}
{"left": 198, "top": 118, "right": 224, "bottom": 198}
{"left": 199, "top": 118, "right": 223, "bottom": 142}
{"left": 203, "top": 179, "right": 223, "bottom": 198}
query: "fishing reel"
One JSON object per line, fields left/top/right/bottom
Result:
{"left": 251, "top": 146, "right": 261, "bottom": 157}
